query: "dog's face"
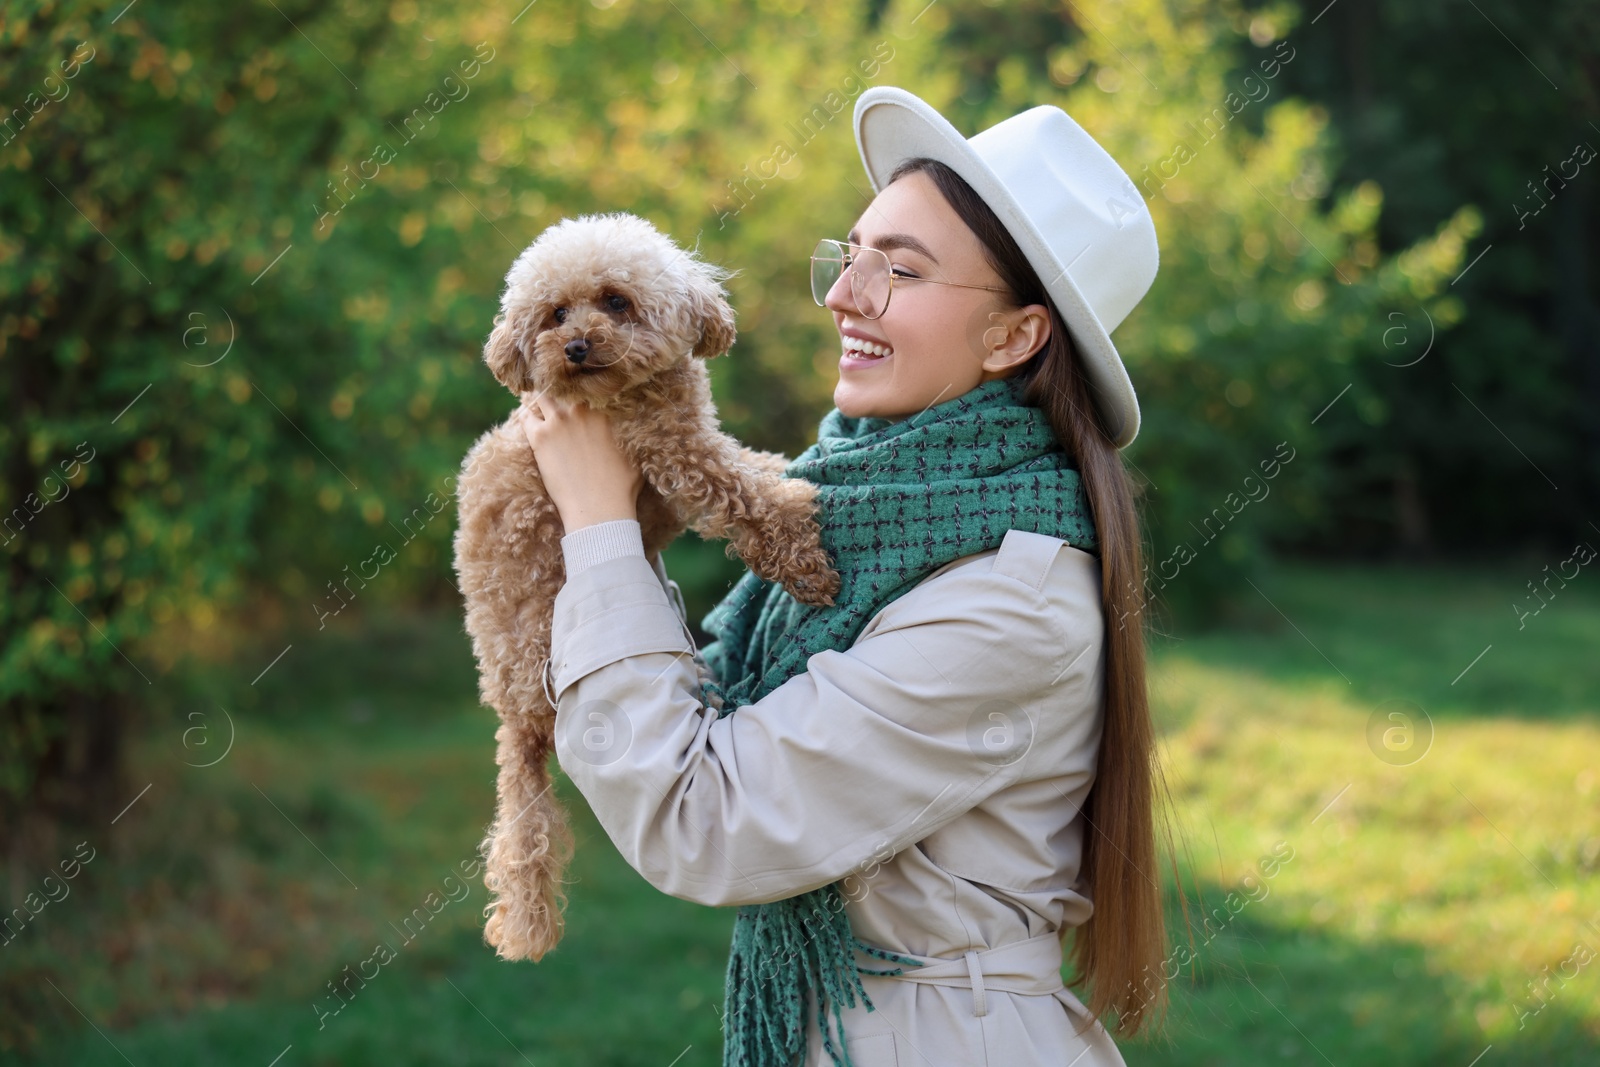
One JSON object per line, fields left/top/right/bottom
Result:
{"left": 482, "top": 213, "right": 737, "bottom": 400}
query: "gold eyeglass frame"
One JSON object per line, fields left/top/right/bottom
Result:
{"left": 810, "top": 238, "right": 1010, "bottom": 320}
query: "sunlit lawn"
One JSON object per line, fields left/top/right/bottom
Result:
{"left": 8, "top": 558, "right": 1598, "bottom": 1065}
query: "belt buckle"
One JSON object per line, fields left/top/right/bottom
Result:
{"left": 541, "top": 655, "right": 559, "bottom": 709}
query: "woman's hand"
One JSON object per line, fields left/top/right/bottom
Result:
{"left": 514, "top": 393, "right": 643, "bottom": 534}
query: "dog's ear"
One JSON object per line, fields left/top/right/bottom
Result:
{"left": 687, "top": 265, "right": 737, "bottom": 359}
{"left": 484, "top": 313, "right": 526, "bottom": 392}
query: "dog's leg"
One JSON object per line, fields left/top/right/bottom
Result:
{"left": 725, "top": 474, "right": 842, "bottom": 606}
{"left": 479, "top": 708, "right": 574, "bottom": 962}
{"left": 736, "top": 446, "right": 791, "bottom": 477}
{"left": 454, "top": 422, "right": 580, "bottom": 961}
{"left": 638, "top": 433, "right": 841, "bottom": 606}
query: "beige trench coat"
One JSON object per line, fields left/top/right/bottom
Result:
{"left": 548, "top": 527, "right": 1127, "bottom": 1067}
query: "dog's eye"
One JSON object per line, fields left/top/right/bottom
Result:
{"left": 553, "top": 307, "right": 567, "bottom": 324}
{"left": 606, "top": 294, "right": 629, "bottom": 312}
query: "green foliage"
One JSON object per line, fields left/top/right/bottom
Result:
{"left": 1270, "top": 0, "right": 1599, "bottom": 554}
{"left": 0, "top": 1, "right": 513, "bottom": 823}
{"left": 1, "top": 0, "right": 1589, "bottom": 836}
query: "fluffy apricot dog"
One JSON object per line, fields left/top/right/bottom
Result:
{"left": 452, "top": 212, "right": 842, "bottom": 962}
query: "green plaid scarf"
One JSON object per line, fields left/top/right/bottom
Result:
{"left": 696, "top": 375, "right": 1100, "bottom": 1067}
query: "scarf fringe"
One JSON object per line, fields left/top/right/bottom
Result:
{"left": 722, "top": 889, "right": 926, "bottom": 1067}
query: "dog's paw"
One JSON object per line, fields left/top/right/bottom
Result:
{"left": 785, "top": 556, "right": 842, "bottom": 607}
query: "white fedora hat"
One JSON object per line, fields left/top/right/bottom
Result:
{"left": 852, "top": 86, "right": 1157, "bottom": 449}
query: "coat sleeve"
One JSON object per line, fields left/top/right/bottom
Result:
{"left": 547, "top": 546, "right": 1091, "bottom": 909}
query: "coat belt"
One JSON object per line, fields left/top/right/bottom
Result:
{"left": 852, "top": 932, "right": 1127, "bottom": 1065}
{"left": 855, "top": 931, "right": 1091, "bottom": 1019}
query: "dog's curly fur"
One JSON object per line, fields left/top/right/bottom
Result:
{"left": 452, "top": 212, "right": 842, "bottom": 963}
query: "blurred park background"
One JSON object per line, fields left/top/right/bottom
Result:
{"left": 3, "top": 0, "right": 1598, "bottom": 1062}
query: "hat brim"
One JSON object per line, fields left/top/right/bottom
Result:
{"left": 853, "top": 87, "right": 1141, "bottom": 449}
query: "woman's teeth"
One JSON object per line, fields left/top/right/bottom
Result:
{"left": 843, "top": 338, "right": 893, "bottom": 359}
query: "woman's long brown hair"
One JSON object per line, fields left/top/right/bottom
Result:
{"left": 886, "top": 156, "right": 1191, "bottom": 1038}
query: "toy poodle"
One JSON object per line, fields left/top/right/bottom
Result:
{"left": 451, "top": 212, "right": 841, "bottom": 963}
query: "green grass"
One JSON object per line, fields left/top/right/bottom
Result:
{"left": 6, "top": 559, "right": 1598, "bottom": 1064}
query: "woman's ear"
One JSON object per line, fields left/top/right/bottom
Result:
{"left": 687, "top": 266, "right": 737, "bottom": 359}
{"left": 484, "top": 313, "right": 526, "bottom": 392}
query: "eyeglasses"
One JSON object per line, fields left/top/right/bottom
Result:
{"left": 809, "top": 238, "right": 1010, "bottom": 320}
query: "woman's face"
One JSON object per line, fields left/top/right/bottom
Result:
{"left": 825, "top": 169, "right": 1052, "bottom": 422}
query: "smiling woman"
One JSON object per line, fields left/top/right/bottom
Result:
{"left": 540, "top": 85, "right": 1181, "bottom": 1067}
{"left": 811, "top": 172, "right": 1045, "bottom": 421}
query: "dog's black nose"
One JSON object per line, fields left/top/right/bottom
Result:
{"left": 565, "top": 338, "right": 590, "bottom": 363}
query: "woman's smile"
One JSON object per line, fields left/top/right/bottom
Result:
{"left": 840, "top": 328, "right": 895, "bottom": 370}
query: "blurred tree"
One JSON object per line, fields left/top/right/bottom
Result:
{"left": 1271, "top": 0, "right": 1599, "bottom": 557}
{"left": 2, "top": 0, "right": 1581, "bottom": 860}
{"left": 892, "top": 0, "right": 1474, "bottom": 620}
{"left": 0, "top": 0, "right": 513, "bottom": 853}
